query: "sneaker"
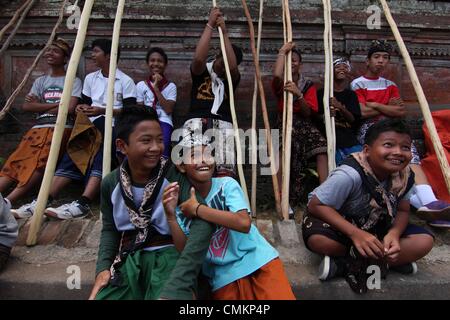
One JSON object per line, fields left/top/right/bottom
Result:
{"left": 10, "top": 200, "right": 37, "bottom": 219}
{"left": 45, "top": 200, "right": 91, "bottom": 220}
{"left": 428, "top": 220, "right": 450, "bottom": 228}
{"left": 318, "top": 256, "right": 345, "bottom": 281}
{"left": 416, "top": 200, "right": 450, "bottom": 221}
{"left": 390, "top": 262, "right": 418, "bottom": 275}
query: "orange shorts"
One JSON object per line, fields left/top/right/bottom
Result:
{"left": 212, "top": 257, "right": 296, "bottom": 300}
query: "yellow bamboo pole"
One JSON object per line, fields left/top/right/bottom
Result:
{"left": 27, "top": 0, "right": 96, "bottom": 246}
{"left": 322, "top": 0, "right": 336, "bottom": 172}
{"left": 281, "top": 0, "right": 292, "bottom": 220}
{"left": 242, "top": 0, "right": 282, "bottom": 218}
{"left": 380, "top": 0, "right": 450, "bottom": 193}
{"left": 102, "top": 0, "right": 126, "bottom": 178}
{"left": 212, "top": 0, "right": 250, "bottom": 205}
{"left": 0, "top": 0, "right": 36, "bottom": 58}
{"left": 249, "top": 0, "right": 264, "bottom": 217}
{"left": 0, "top": 0, "right": 70, "bottom": 121}
{"left": 0, "top": 0, "right": 33, "bottom": 43}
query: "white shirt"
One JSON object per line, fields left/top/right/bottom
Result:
{"left": 136, "top": 80, "right": 177, "bottom": 126}
{"left": 82, "top": 68, "right": 137, "bottom": 122}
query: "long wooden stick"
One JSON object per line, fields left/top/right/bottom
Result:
{"left": 281, "top": 0, "right": 293, "bottom": 220}
{"left": 249, "top": 0, "right": 264, "bottom": 217}
{"left": 322, "top": 0, "right": 336, "bottom": 172}
{"left": 0, "top": 0, "right": 33, "bottom": 44}
{"left": 0, "top": 0, "right": 36, "bottom": 58}
{"left": 0, "top": 0, "right": 69, "bottom": 121}
{"left": 212, "top": 0, "right": 250, "bottom": 205}
{"left": 242, "top": 0, "right": 282, "bottom": 218}
{"left": 327, "top": 0, "right": 336, "bottom": 172}
{"left": 281, "top": 0, "right": 287, "bottom": 174}
{"left": 27, "top": 0, "right": 96, "bottom": 246}
{"left": 380, "top": 0, "right": 450, "bottom": 193}
{"left": 102, "top": 0, "right": 126, "bottom": 178}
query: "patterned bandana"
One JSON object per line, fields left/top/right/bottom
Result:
{"left": 109, "top": 157, "right": 171, "bottom": 286}
{"left": 333, "top": 57, "right": 351, "bottom": 71}
{"left": 367, "top": 40, "right": 393, "bottom": 58}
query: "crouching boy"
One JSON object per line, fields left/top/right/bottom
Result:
{"left": 162, "top": 138, "right": 296, "bottom": 300}
{"left": 303, "top": 119, "right": 433, "bottom": 293}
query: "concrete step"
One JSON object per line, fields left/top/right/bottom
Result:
{"left": 1, "top": 215, "right": 449, "bottom": 300}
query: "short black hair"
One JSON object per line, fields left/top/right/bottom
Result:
{"left": 91, "top": 38, "right": 121, "bottom": 60}
{"left": 115, "top": 105, "right": 160, "bottom": 143}
{"left": 217, "top": 44, "right": 243, "bottom": 65}
{"left": 364, "top": 119, "right": 412, "bottom": 146}
{"left": 291, "top": 48, "right": 302, "bottom": 62}
{"left": 146, "top": 47, "right": 168, "bottom": 64}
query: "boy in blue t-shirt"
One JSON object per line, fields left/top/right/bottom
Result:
{"left": 162, "top": 140, "right": 295, "bottom": 300}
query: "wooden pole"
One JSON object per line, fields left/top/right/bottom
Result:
{"left": 242, "top": 0, "right": 282, "bottom": 218}
{"left": 27, "top": 0, "right": 96, "bottom": 246}
{"left": 0, "top": 0, "right": 70, "bottom": 121}
{"left": 0, "top": 0, "right": 33, "bottom": 44}
{"left": 0, "top": 0, "right": 36, "bottom": 58}
{"left": 322, "top": 0, "right": 336, "bottom": 172}
{"left": 102, "top": 0, "right": 126, "bottom": 178}
{"left": 281, "top": 0, "right": 287, "bottom": 172}
{"left": 380, "top": 0, "right": 450, "bottom": 193}
{"left": 249, "top": 0, "right": 264, "bottom": 217}
{"left": 212, "top": 0, "right": 250, "bottom": 205}
{"left": 281, "top": 0, "right": 292, "bottom": 220}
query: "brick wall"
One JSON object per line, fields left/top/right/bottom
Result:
{"left": 0, "top": 0, "right": 449, "bottom": 202}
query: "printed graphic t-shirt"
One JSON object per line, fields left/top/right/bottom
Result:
{"left": 187, "top": 67, "right": 240, "bottom": 123}
{"left": 176, "top": 177, "right": 279, "bottom": 291}
{"left": 29, "top": 75, "right": 82, "bottom": 128}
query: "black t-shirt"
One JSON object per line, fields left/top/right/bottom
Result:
{"left": 187, "top": 67, "right": 240, "bottom": 123}
{"left": 317, "top": 88, "right": 361, "bottom": 148}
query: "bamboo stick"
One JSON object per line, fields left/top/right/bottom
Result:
{"left": 322, "top": 0, "right": 336, "bottom": 172}
{"left": 327, "top": 0, "right": 336, "bottom": 172}
{"left": 281, "top": 0, "right": 293, "bottom": 220}
{"left": 0, "top": 0, "right": 69, "bottom": 121}
{"left": 212, "top": 0, "right": 250, "bottom": 205}
{"left": 0, "top": 0, "right": 33, "bottom": 44}
{"left": 242, "top": 0, "right": 282, "bottom": 218}
{"left": 0, "top": 0, "right": 36, "bottom": 58}
{"left": 27, "top": 0, "right": 96, "bottom": 246}
{"left": 249, "top": 0, "right": 264, "bottom": 217}
{"left": 380, "top": 0, "right": 450, "bottom": 193}
{"left": 102, "top": 0, "right": 126, "bottom": 178}
{"left": 281, "top": 0, "right": 287, "bottom": 172}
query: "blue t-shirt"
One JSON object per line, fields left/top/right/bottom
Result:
{"left": 176, "top": 177, "right": 279, "bottom": 291}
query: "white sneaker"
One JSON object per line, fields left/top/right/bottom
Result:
{"left": 45, "top": 200, "right": 91, "bottom": 220}
{"left": 11, "top": 200, "right": 37, "bottom": 219}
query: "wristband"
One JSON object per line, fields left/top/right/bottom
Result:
{"left": 206, "top": 23, "right": 214, "bottom": 30}
{"left": 195, "top": 203, "right": 204, "bottom": 218}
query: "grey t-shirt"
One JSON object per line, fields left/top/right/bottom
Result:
{"left": 308, "top": 164, "right": 412, "bottom": 220}
{"left": 30, "top": 75, "right": 82, "bottom": 127}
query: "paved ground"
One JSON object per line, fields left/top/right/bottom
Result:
{"left": 0, "top": 209, "right": 449, "bottom": 300}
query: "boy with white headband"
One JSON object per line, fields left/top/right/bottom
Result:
{"left": 317, "top": 56, "right": 362, "bottom": 165}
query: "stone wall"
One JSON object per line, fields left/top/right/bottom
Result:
{"left": 0, "top": 0, "right": 449, "bottom": 202}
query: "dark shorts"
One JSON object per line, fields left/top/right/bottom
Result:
{"left": 301, "top": 213, "right": 434, "bottom": 252}
{"left": 55, "top": 116, "right": 116, "bottom": 183}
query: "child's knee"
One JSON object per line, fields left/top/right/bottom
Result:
{"left": 307, "top": 234, "right": 347, "bottom": 256}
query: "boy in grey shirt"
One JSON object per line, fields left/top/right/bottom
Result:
{"left": 302, "top": 119, "right": 434, "bottom": 293}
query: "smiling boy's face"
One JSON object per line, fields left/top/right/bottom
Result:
{"left": 364, "top": 130, "right": 412, "bottom": 180}
{"left": 117, "top": 120, "right": 164, "bottom": 172}
{"left": 177, "top": 146, "right": 215, "bottom": 184}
